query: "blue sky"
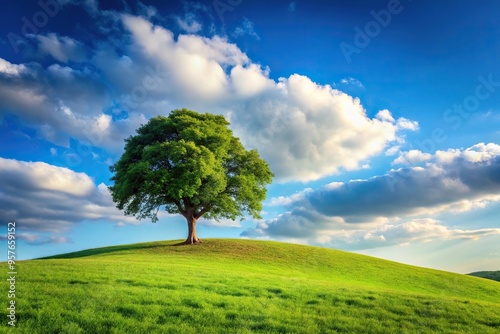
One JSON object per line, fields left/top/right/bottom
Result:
{"left": 1, "top": 0, "right": 499, "bottom": 273}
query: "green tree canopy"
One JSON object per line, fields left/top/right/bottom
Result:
{"left": 109, "top": 109, "right": 273, "bottom": 244}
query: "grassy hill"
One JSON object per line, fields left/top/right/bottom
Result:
{"left": 468, "top": 271, "right": 500, "bottom": 282}
{"left": 2, "top": 239, "right": 500, "bottom": 333}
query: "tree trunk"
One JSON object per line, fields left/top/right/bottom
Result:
{"left": 184, "top": 215, "right": 202, "bottom": 244}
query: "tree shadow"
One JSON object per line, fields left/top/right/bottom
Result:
{"left": 171, "top": 240, "right": 203, "bottom": 246}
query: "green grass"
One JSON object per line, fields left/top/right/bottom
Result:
{"left": 468, "top": 271, "right": 500, "bottom": 282}
{"left": 2, "top": 239, "right": 500, "bottom": 333}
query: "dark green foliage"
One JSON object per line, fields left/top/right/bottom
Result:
{"left": 468, "top": 271, "right": 500, "bottom": 282}
{"left": 109, "top": 109, "right": 273, "bottom": 223}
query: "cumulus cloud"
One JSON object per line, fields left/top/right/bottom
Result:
{"left": 393, "top": 150, "right": 432, "bottom": 165}
{"left": 176, "top": 14, "right": 203, "bottom": 33}
{"left": 1, "top": 14, "right": 418, "bottom": 182}
{"left": 0, "top": 58, "right": 27, "bottom": 75}
{"left": 314, "top": 219, "right": 500, "bottom": 250}
{"left": 396, "top": 118, "right": 419, "bottom": 131}
{"left": 0, "top": 158, "right": 138, "bottom": 234}
{"left": 243, "top": 215, "right": 500, "bottom": 250}
{"left": 0, "top": 58, "right": 114, "bottom": 148}
{"left": 296, "top": 143, "right": 500, "bottom": 221}
{"left": 121, "top": 14, "right": 249, "bottom": 103}
{"left": 268, "top": 188, "right": 313, "bottom": 207}
{"left": 242, "top": 143, "right": 500, "bottom": 248}
{"left": 0, "top": 158, "right": 237, "bottom": 239}
{"left": 231, "top": 76, "right": 416, "bottom": 181}
{"left": 386, "top": 145, "right": 401, "bottom": 156}
{"left": 242, "top": 210, "right": 500, "bottom": 251}
{"left": 33, "top": 33, "right": 87, "bottom": 63}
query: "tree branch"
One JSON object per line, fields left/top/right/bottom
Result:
{"left": 182, "top": 197, "right": 192, "bottom": 208}
{"left": 195, "top": 205, "right": 212, "bottom": 219}
{"left": 173, "top": 199, "right": 186, "bottom": 217}
{"left": 151, "top": 205, "right": 160, "bottom": 223}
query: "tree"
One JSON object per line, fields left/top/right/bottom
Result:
{"left": 109, "top": 109, "right": 273, "bottom": 244}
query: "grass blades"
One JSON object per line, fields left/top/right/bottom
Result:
{"left": 2, "top": 239, "right": 500, "bottom": 333}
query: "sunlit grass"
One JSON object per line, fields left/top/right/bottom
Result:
{"left": 2, "top": 239, "right": 500, "bottom": 333}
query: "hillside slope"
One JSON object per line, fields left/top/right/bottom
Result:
{"left": 3, "top": 239, "right": 500, "bottom": 333}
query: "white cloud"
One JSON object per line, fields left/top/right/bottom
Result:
{"left": 232, "top": 74, "right": 416, "bottom": 181}
{"left": 0, "top": 57, "right": 116, "bottom": 148}
{"left": 396, "top": 117, "right": 419, "bottom": 131}
{"left": 313, "top": 218, "right": 500, "bottom": 250}
{"left": 0, "top": 58, "right": 27, "bottom": 76}
{"left": 268, "top": 188, "right": 313, "bottom": 206}
{"left": 233, "top": 18, "right": 260, "bottom": 40}
{"left": 393, "top": 150, "right": 432, "bottom": 165}
{"left": 340, "top": 77, "right": 364, "bottom": 88}
{"left": 431, "top": 143, "right": 499, "bottom": 165}
{"left": 288, "top": 2, "right": 297, "bottom": 12}
{"left": 435, "top": 148, "right": 461, "bottom": 164}
{"left": 243, "top": 212, "right": 500, "bottom": 251}
{"left": 0, "top": 158, "right": 94, "bottom": 196}
{"left": 199, "top": 218, "right": 242, "bottom": 228}
{"left": 230, "top": 64, "right": 274, "bottom": 97}
{"left": 117, "top": 15, "right": 417, "bottom": 181}
{"left": 376, "top": 109, "right": 395, "bottom": 122}
{"left": 176, "top": 14, "right": 202, "bottom": 33}
{"left": 461, "top": 142, "right": 500, "bottom": 162}
{"left": 1, "top": 15, "right": 419, "bottom": 182}
{"left": 0, "top": 158, "right": 138, "bottom": 234}
{"left": 34, "top": 33, "right": 87, "bottom": 63}
{"left": 121, "top": 15, "right": 247, "bottom": 102}
{"left": 386, "top": 145, "right": 401, "bottom": 156}
{"left": 305, "top": 143, "right": 500, "bottom": 219}
{"left": 138, "top": 2, "right": 157, "bottom": 19}
{"left": 243, "top": 143, "right": 500, "bottom": 248}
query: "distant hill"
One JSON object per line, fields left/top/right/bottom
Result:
{"left": 468, "top": 270, "right": 500, "bottom": 282}
{"left": 3, "top": 239, "right": 500, "bottom": 333}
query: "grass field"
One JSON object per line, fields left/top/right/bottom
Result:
{"left": 2, "top": 239, "right": 500, "bottom": 333}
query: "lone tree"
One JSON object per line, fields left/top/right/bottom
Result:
{"left": 109, "top": 109, "right": 273, "bottom": 244}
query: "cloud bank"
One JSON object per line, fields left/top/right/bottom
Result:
{"left": 242, "top": 143, "right": 500, "bottom": 248}
{"left": 1, "top": 12, "right": 418, "bottom": 182}
{"left": 0, "top": 157, "right": 137, "bottom": 234}
{"left": 0, "top": 157, "right": 244, "bottom": 240}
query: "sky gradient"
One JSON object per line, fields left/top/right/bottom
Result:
{"left": 1, "top": 0, "right": 499, "bottom": 273}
